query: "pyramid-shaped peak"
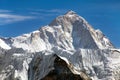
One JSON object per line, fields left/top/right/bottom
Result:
{"left": 65, "top": 10, "right": 76, "bottom": 15}
{"left": 49, "top": 10, "right": 89, "bottom": 27}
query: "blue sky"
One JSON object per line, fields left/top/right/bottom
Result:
{"left": 0, "top": 0, "right": 120, "bottom": 48}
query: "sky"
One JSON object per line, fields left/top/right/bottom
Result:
{"left": 0, "top": 0, "right": 120, "bottom": 48}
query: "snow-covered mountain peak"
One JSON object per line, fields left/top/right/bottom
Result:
{"left": 49, "top": 11, "right": 114, "bottom": 49}
{"left": 65, "top": 10, "right": 76, "bottom": 15}
{"left": 49, "top": 11, "right": 83, "bottom": 26}
{"left": 49, "top": 11, "right": 88, "bottom": 36}
{"left": 0, "top": 11, "right": 114, "bottom": 51}
{"left": 65, "top": 10, "right": 87, "bottom": 21}
{"left": 0, "top": 11, "right": 120, "bottom": 80}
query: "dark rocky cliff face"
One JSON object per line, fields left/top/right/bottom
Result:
{"left": 41, "top": 56, "right": 83, "bottom": 80}
{"left": 29, "top": 54, "right": 91, "bottom": 80}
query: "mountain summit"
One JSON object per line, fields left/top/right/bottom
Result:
{"left": 49, "top": 10, "right": 114, "bottom": 49}
{"left": 0, "top": 11, "right": 120, "bottom": 80}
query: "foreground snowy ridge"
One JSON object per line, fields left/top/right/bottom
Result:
{"left": 0, "top": 11, "right": 120, "bottom": 80}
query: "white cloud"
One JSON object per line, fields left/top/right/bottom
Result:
{"left": 0, "top": 9, "right": 12, "bottom": 13}
{"left": 29, "top": 9, "right": 66, "bottom": 14}
{"left": 0, "top": 9, "right": 66, "bottom": 25}
{"left": 0, "top": 13, "right": 35, "bottom": 25}
{"left": 29, "top": 9, "right": 67, "bottom": 19}
{"left": 48, "top": 9, "right": 67, "bottom": 13}
{"left": 36, "top": 9, "right": 66, "bottom": 13}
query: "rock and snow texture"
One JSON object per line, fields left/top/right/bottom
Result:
{"left": 0, "top": 11, "right": 120, "bottom": 80}
{"left": 0, "top": 38, "right": 11, "bottom": 50}
{"left": 8, "top": 10, "right": 114, "bottom": 52}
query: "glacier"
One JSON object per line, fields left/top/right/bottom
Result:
{"left": 0, "top": 11, "right": 120, "bottom": 80}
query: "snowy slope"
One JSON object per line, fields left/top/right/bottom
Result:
{"left": 0, "top": 11, "right": 119, "bottom": 80}
{"left": 0, "top": 38, "right": 11, "bottom": 49}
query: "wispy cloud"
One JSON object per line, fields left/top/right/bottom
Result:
{"left": 28, "top": 9, "right": 67, "bottom": 21}
{"left": 29, "top": 9, "right": 67, "bottom": 15}
{"left": 0, "top": 9, "right": 66, "bottom": 25}
{"left": 35, "top": 9, "right": 66, "bottom": 13}
{"left": 0, "top": 13, "right": 35, "bottom": 25}
{"left": 0, "top": 9, "right": 12, "bottom": 13}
